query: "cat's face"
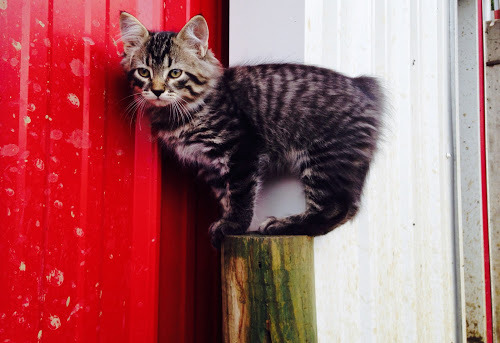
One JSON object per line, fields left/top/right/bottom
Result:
{"left": 119, "top": 13, "right": 221, "bottom": 111}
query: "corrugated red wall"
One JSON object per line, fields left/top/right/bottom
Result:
{"left": 0, "top": 0, "right": 226, "bottom": 342}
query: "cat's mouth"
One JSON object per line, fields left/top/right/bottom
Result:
{"left": 140, "top": 94, "right": 175, "bottom": 108}
{"left": 149, "top": 99, "right": 171, "bottom": 107}
{"left": 134, "top": 88, "right": 176, "bottom": 108}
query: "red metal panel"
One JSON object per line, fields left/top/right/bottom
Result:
{"left": 0, "top": 0, "right": 161, "bottom": 341}
{"left": 0, "top": 1, "right": 45, "bottom": 341}
{"left": 1, "top": 0, "right": 226, "bottom": 342}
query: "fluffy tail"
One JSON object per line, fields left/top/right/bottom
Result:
{"left": 354, "top": 75, "right": 390, "bottom": 153}
{"left": 355, "top": 76, "right": 385, "bottom": 107}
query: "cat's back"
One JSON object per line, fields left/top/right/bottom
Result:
{"left": 226, "top": 63, "right": 355, "bottom": 92}
{"left": 223, "top": 63, "right": 383, "bottom": 114}
{"left": 219, "top": 63, "right": 384, "bottom": 144}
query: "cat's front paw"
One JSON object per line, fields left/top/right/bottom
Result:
{"left": 208, "top": 220, "right": 244, "bottom": 249}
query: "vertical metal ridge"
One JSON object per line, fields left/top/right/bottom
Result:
{"left": 410, "top": 0, "right": 426, "bottom": 339}
{"left": 37, "top": 0, "right": 54, "bottom": 339}
{"left": 447, "top": 0, "right": 467, "bottom": 341}
{"left": 95, "top": 0, "right": 112, "bottom": 341}
{"left": 436, "top": 0, "right": 459, "bottom": 339}
{"left": 96, "top": 1, "right": 111, "bottom": 341}
{"left": 17, "top": 0, "right": 30, "bottom": 225}
{"left": 74, "top": 0, "right": 93, "bottom": 340}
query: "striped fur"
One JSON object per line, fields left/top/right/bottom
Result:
{"left": 120, "top": 13, "right": 386, "bottom": 248}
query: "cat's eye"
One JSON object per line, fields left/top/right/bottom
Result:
{"left": 137, "top": 68, "right": 150, "bottom": 78}
{"left": 169, "top": 69, "right": 182, "bottom": 78}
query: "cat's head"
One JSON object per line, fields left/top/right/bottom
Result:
{"left": 119, "top": 12, "right": 222, "bottom": 111}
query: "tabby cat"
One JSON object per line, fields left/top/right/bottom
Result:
{"left": 119, "top": 12, "right": 385, "bottom": 248}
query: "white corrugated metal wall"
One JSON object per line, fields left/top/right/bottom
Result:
{"left": 305, "top": 1, "right": 457, "bottom": 341}
{"left": 230, "top": 0, "right": 463, "bottom": 341}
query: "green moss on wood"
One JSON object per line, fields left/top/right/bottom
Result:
{"left": 222, "top": 235, "right": 317, "bottom": 343}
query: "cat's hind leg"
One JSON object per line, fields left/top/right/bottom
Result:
{"left": 257, "top": 164, "right": 364, "bottom": 236}
{"left": 257, "top": 193, "right": 355, "bottom": 236}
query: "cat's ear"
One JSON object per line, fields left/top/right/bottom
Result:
{"left": 177, "top": 15, "right": 209, "bottom": 57}
{"left": 119, "top": 12, "right": 149, "bottom": 55}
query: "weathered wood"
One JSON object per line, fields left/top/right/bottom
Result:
{"left": 221, "top": 235, "right": 317, "bottom": 343}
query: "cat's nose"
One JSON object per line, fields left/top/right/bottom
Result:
{"left": 151, "top": 89, "right": 164, "bottom": 98}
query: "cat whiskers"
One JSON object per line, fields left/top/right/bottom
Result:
{"left": 175, "top": 97, "right": 194, "bottom": 124}
{"left": 136, "top": 96, "right": 149, "bottom": 131}
{"left": 177, "top": 102, "right": 187, "bottom": 127}
{"left": 123, "top": 98, "right": 140, "bottom": 128}
{"left": 181, "top": 96, "right": 206, "bottom": 111}
{"left": 172, "top": 102, "right": 182, "bottom": 127}
{"left": 169, "top": 101, "right": 181, "bottom": 128}
{"left": 175, "top": 100, "right": 190, "bottom": 127}
{"left": 173, "top": 101, "right": 187, "bottom": 126}
{"left": 124, "top": 95, "right": 148, "bottom": 130}
{"left": 119, "top": 92, "right": 142, "bottom": 103}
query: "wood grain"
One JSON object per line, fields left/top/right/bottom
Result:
{"left": 221, "top": 235, "right": 317, "bottom": 343}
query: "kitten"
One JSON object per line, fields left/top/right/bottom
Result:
{"left": 119, "top": 12, "right": 385, "bottom": 248}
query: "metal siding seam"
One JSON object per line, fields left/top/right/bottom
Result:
{"left": 18, "top": 0, "right": 30, "bottom": 289}
{"left": 398, "top": 0, "right": 418, "bottom": 339}
{"left": 17, "top": 0, "right": 30, "bottom": 227}
{"left": 96, "top": 0, "right": 112, "bottom": 340}
{"left": 437, "top": 0, "right": 459, "bottom": 338}
{"left": 412, "top": 0, "right": 426, "bottom": 339}
{"left": 38, "top": 0, "right": 54, "bottom": 339}
{"left": 75, "top": 0, "right": 92, "bottom": 340}
{"left": 18, "top": 0, "right": 36, "bottom": 340}
{"left": 448, "top": 0, "right": 467, "bottom": 341}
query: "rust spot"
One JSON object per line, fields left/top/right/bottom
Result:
{"left": 466, "top": 319, "right": 485, "bottom": 343}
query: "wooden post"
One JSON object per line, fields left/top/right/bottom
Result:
{"left": 221, "top": 235, "right": 317, "bottom": 343}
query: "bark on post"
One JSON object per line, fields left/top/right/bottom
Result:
{"left": 221, "top": 235, "right": 317, "bottom": 343}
